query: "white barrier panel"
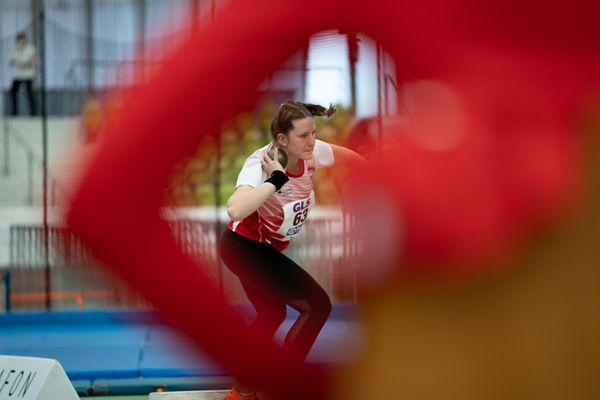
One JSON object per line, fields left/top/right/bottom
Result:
{"left": 0, "top": 355, "right": 78, "bottom": 400}
{"left": 150, "top": 390, "right": 228, "bottom": 400}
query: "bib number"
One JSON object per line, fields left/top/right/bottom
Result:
{"left": 293, "top": 209, "right": 308, "bottom": 226}
{"left": 276, "top": 192, "right": 315, "bottom": 240}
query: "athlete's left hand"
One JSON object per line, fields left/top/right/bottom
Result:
{"left": 261, "top": 147, "right": 285, "bottom": 175}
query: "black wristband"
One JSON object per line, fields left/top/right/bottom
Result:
{"left": 265, "top": 170, "right": 289, "bottom": 191}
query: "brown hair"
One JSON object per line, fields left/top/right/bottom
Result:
{"left": 270, "top": 100, "right": 336, "bottom": 140}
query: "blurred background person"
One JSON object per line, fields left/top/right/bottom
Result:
{"left": 9, "top": 31, "right": 37, "bottom": 116}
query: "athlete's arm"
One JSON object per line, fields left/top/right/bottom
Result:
{"left": 227, "top": 148, "right": 285, "bottom": 221}
{"left": 226, "top": 184, "right": 276, "bottom": 221}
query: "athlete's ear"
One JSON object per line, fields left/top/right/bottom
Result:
{"left": 276, "top": 133, "right": 288, "bottom": 148}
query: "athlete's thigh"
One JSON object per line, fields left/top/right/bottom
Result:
{"left": 243, "top": 246, "right": 327, "bottom": 306}
{"left": 241, "top": 280, "right": 286, "bottom": 319}
{"left": 220, "top": 230, "right": 322, "bottom": 304}
{"left": 220, "top": 231, "right": 290, "bottom": 302}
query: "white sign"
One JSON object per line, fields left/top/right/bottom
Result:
{"left": 0, "top": 356, "right": 78, "bottom": 400}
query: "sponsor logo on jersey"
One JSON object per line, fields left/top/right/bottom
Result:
{"left": 293, "top": 198, "right": 311, "bottom": 212}
{"left": 286, "top": 226, "right": 301, "bottom": 236}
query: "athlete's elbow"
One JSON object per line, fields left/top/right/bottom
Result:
{"left": 226, "top": 203, "right": 245, "bottom": 221}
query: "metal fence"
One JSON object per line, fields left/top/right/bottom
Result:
{"left": 4, "top": 214, "right": 360, "bottom": 312}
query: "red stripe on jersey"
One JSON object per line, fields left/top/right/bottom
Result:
{"left": 228, "top": 212, "right": 289, "bottom": 252}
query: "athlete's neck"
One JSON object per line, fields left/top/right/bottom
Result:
{"left": 286, "top": 157, "right": 302, "bottom": 174}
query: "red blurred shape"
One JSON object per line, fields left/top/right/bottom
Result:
{"left": 68, "top": 0, "right": 600, "bottom": 398}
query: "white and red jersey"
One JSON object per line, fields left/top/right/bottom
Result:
{"left": 228, "top": 139, "right": 334, "bottom": 252}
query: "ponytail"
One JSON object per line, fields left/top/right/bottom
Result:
{"left": 270, "top": 100, "right": 336, "bottom": 139}
{"left": 302, "top": 102, "right": 337, "bottom": 118}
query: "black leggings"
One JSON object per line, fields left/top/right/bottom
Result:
{"left": 219, "top": 229, "right": 332, "bottom": 361}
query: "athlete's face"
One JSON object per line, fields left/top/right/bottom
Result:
{"left": 278, "top": 117, "right": 317, "bottom": 160}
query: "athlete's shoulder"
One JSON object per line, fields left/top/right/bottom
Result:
{"left": 236, "top": 143, "right": 269, "bottom": 188}
{"left": 313, "top": 139, "right": 334, "bottom": 168}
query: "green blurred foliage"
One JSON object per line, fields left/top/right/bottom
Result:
{"left": 165, "top": 103, "right": 355, "bottom": 207}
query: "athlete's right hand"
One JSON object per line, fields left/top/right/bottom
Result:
{"left": 261, "top": 147, "right": 285, "bottom": 175}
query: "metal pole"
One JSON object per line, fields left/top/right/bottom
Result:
{"left": 214, "top": 132, "right": 223, "bottom": 294}
{"left": 383, "top": 58, "right": 391, "bottom": 116}
{"left": 36, "top": 0, "right": 51, "bottom": 311}
{"left": 299, "top": 42, "right": 308, "bottom": 102}
{"left": 376, "top": 43, "right": 383, "bottom": 150}
{"left": 211, "top": 0, "right": 221, "bottom": 293}
{"left": 4, "top": 270, "right": 11, "bottom": 312}
{"left": 31, "top": 0, "right": 40, "bottom": 53}
{"left": 8, "top": 226, "right": 15, "bottom": 312}
{"left": 0, "top": 1, "right": 6, "bottom": 117}
{"left": 51, "top": 178, "right": 55, "bottom": 207}
{"left": 347, "top": 32, "right": 358, "bottom": 114}
{"left": 137, "top": 0, "right": 146, "bottom": 84}
{"left": 2, "top": 122, "right": 9, "bottom": 177}
{"left": 27, "top": 151, "right": 34, "bottom": 205}
{"left": 85, "top": 0, "right": 94, "bottom": 95}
